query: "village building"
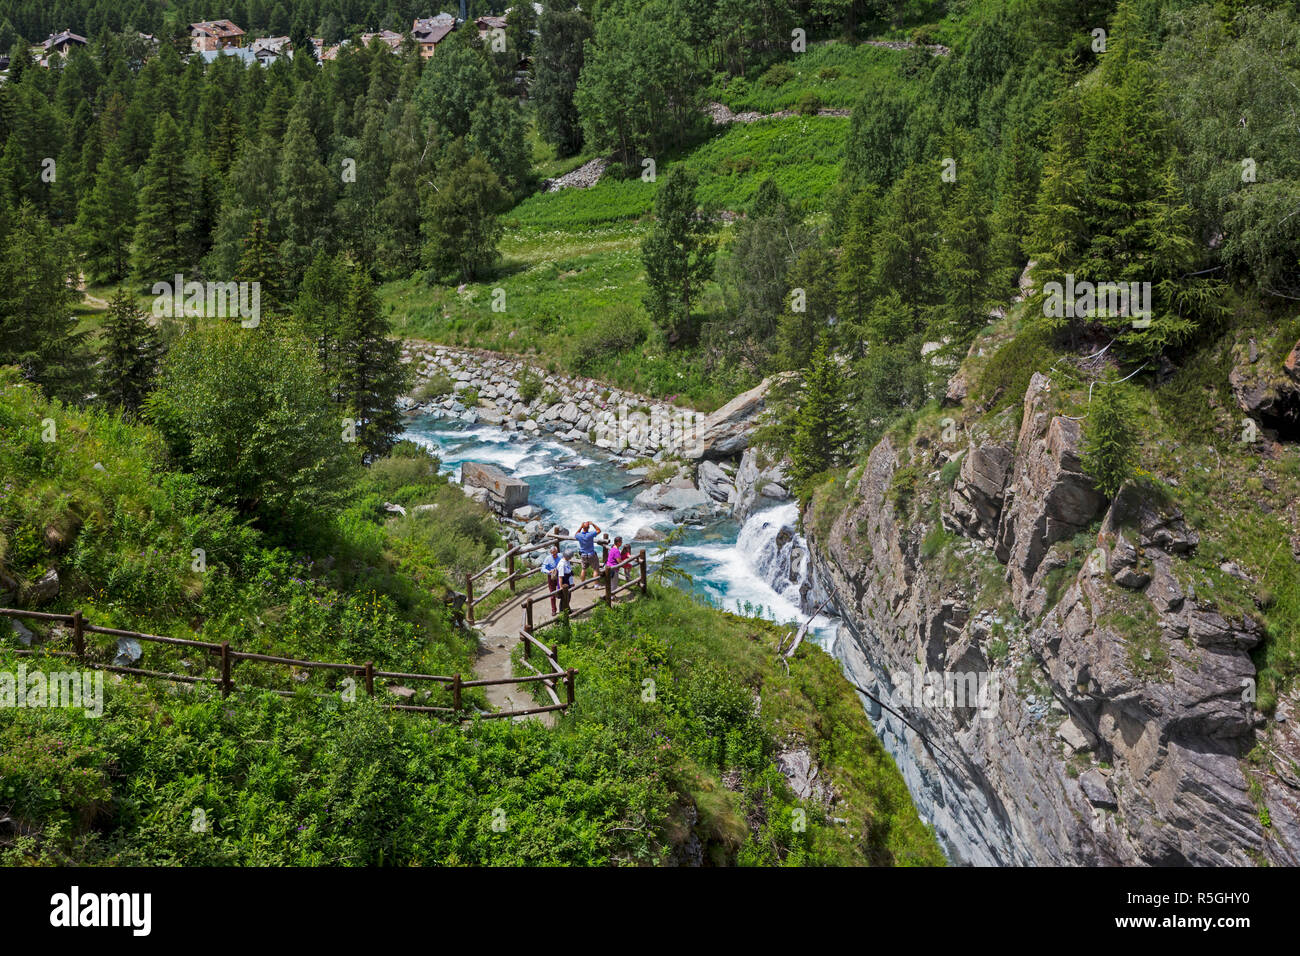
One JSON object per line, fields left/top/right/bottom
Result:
{"left": 251, "top": 35, "right": 292, "bottom": 57}
{"left": 359, "top": 30, "right": 405, "bottom": 52}
{"left": 475, "top": 14, "right": 509, "bottom": 42}
{"left": 412, "top": 13, "right": 456, "bottom": 57}
{"left": 42, "top": 30, "right": 88, "bottom": 56}
{"left": 190, "top": 20, "right": 246, "bottom": 53}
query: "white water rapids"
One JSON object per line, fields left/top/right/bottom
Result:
{"left": 403, "top": 413, "right": 838, "bottom": 644}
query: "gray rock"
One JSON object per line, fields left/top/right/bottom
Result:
{"left": 947, "top": 443, "right": 1014, "bottom": 540}
{"left": 115, "top": 637, "right": 143, "bottom": 666}
{"left": 732, "top": 447, "right": 792, "bottom": 521}
{"left": 995, "top": 373, "right": 1107, "bottom": 606}
{"left": 633, "top": 484, "right": 710, "bottom": 514}
{"left": 1112, "top": 565, "right": 1150, "bottom": 589}
{"left": 1079, "top": 770, "right": 1117, "bottom": 810}
{"left": 686, "top": 374, "right": 791, "bottom": 460}
{"left": 27, "top": 569, "right": 59, "bottom": 605}
{"left": 12, "top": 619, "right": 34, "bottom": 646}
{"left": 1056, "top": 716, "right": 1096, "bottom": 752}
{"left": 697, "top": 460, "right": 736, "bottom": 503}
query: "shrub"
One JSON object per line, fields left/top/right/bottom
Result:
{"left": 760, "top": 63, "right": 795, "bottom": 88}
{"left": 146, "top": 325, "right": 356, "bottom": 524}
{"left": 940, "top": 458, "right": 961, "bottom": 488}
{"left": 572, "top": 306, "right": 652, "bottom": 373}
{"left": 517, "top": 367, "right": 544, "bottom": 404}
{"left": 417, "top": 373, "right": 454, "bottom": 402}
{"left": 971, "top": 327, "right": 1054, "bottom": 412}
{"left": 795, "top": 92, "right": 824, "bottom": 115}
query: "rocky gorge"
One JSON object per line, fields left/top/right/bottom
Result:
{"left": 400, "top": 337, "right": 1300, "bottom": 867}
{"left": 809, "top": 367, "right": 1300, "bottom": 866}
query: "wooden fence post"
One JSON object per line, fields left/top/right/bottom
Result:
{"left": 465, "top": 573, "right": 475, "bottom": 626}
{"left": 451, "top": 673, "right": 462, "bottom": 714}
{"left": 508, "top": 551, "right": 516, "bottom": 593}
{"left": 565, "top": 668, "right": 576, "bottom": 707}
{"left": 604, "top": 566, "right": 613, "bottom": 607}
{"left": 521, "top": 605, "right": 532, "bottom": 663}
{"left": 364, "top": 661, "right": 375, "bottom": 697}
{"left": 219, "top": 641, "right": 232, "bottom": 697}
{"left": 71, "top": 609, "right": 84, "bottom": 660}
{"left": 639, "top": 550, "right": 647, "bottom": 594}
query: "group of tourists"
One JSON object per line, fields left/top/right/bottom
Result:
{"left": 540, "top": 521, "right": 635, "bottom": 614}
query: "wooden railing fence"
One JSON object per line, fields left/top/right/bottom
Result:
{"left": 1, "top": 536, "right": 648, "bottom": 722}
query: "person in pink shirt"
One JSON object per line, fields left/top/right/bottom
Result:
{"left": 605, "top": 536, "right": 630, "bottom": 586}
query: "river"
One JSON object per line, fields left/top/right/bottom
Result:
{"left": 402, "top": 412, "right": 839, "bottom": 644}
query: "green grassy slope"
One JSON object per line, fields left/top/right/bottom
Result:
{"left": 0, "top": 368, "right": 941, "bottom": 866}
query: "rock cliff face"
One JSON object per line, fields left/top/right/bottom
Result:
{"left": 808, "top": 372, "right": 1297, "bottom": 865}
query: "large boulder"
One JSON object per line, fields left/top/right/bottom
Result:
{"left": 26, "top": 568, "right": 60, "bottom": 605}
{"left": 686, "top": 374, "right": 790, "bottom": 460}
{"left": 731, "top": 447, "right": 791, "bottom": 521}
{"left": 633, "top": 483, "right": 713, "bottom": 520}
{"left": 461, "top": 462, "right": 529, "bottom": 516}
{"left": 696, "top": 460, "right": 736, "bottom": 503}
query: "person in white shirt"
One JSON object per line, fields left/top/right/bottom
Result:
{"left": 556, "top": 550, "right": 575, "bottom": 612}
{"left": 541, "top": 545, "right": 561, "bottom": 614}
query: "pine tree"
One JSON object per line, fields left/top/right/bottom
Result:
{"left": 294, "top": 251, "right": 348, "bottom": 392}
{"left": 1026, "top": 88, "right": 1087, "bottom": 337}
{"left": 778, "top": 244, "right": 837, "bottom": 372}
{"left": 934, "top": 174, "right": 999, "bottom": 352}
{"left": 0, "top": 201, "right": 90, "bottom": 401}
{"left": 641, "top": 167, "right": 715, "bottom": 344}
{"left": 421, "top": 141, "right": 511, "bottom": 282}
{"left": 205, "top": 135, "right": 280, "bottom": 280}
{"left": 789, "top": 333, "right": 844, "bottom": 488}
{"left": 76, "top": 137, "right": 136, "bottom": 283}
{"left": 1128, "top": 162, "right": 1211, "bottom": 356}
{"left": 507, "top": 0, "right": 538, "bottom": 60}
{"left": 1081, "top": 379, "right": 1138, "bottom": 499}
{"left": 533, "top": 8, "right": 593, "bottom": 157}
{"left": 99, "top": 286, "right": 162, "bottom": 415}
{"left": 132, "top": 114, "right": 195, "bottom": 282}
{"left": 274, "top": 102, "right": 334, "bottom": 291}
{"left": 835, "top": 187, "right": 879, "bottom": 337}
{"left": 990, "top": 118, "right": 1040, "bottom": 278}
{"left": 377, "top": 102, "right": 426, "bottom": 276}
{"left": 338, "top": 267, "right": 406, "bottom": 461}
{"left": 716, "top": 178, "right": 809, "bottom": 366}
{"left": 870, "top": 165, "right": 940, "bottom": 333}
{"left": 234, "top": 218, "right": 286, "bottom": 318}
{"left": 468, "top": 96, "right": 530, "bottom": 197}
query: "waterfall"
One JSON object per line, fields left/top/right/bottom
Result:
{"left": 734, "top": 503, "right": 833, "bottom": 627}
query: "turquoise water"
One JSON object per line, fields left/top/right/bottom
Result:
{"left": 402, "top": 413, "right": 837, "bottom": 643}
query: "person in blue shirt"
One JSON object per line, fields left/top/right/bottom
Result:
{"left": 574, "top": 521, "right": 602, "bottom": 580}
{"left": 541, "top": 545, "right": 561, "bottom": 614}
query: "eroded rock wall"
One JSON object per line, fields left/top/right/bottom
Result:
{"left": 809, "top": 373, "right": 1293, "bottom": 865}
